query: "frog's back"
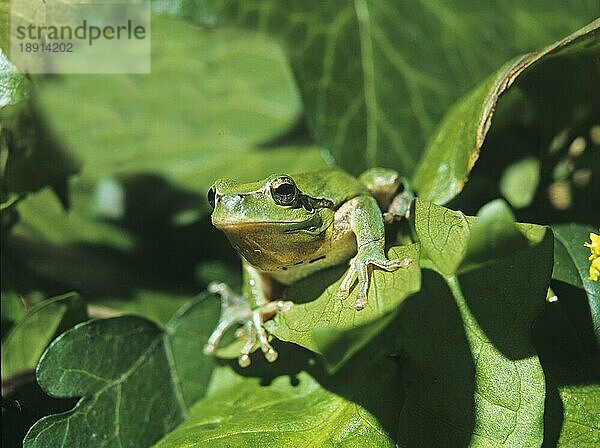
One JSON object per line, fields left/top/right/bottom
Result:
{"left": 293, "top": 169, "right": 368, "bottom": 208}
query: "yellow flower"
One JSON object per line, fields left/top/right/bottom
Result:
{"left": 584, "top": 232, "right": 600, "bottom": 281}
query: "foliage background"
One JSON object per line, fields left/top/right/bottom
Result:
{"left": 1, "top": 1, "right": 599, "bottom": 447}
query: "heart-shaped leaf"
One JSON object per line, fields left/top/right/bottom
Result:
{"left": 412, "top": 18, "right": 600, "bottom": 204}
{"left": 156, "top": 321, "right": 404, "bottom": 448}
{"left": 155, "top": 369, "right": 398, "bottom": 448}
{"left": 180, "top": 1, "right": 597, "bottom": 176}
{"left": 23, "top": 295, "right": 220, "bottom": 448}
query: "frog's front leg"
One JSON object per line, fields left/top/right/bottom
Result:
{"left": 338, "top": 195, "right": 412, "bottom": 310}
{"left": 203, "top": 261, "right": 292, "bottom": 367}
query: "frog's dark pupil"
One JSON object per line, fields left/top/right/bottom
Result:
{"left": 207, "top": 187, "right": 216, "bottom": 209}
{"left": 275, "top": 183, "right": 295, "bottom": 196}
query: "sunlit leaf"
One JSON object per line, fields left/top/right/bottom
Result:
{"left": 269, "top": 243, "right": 420, "bottom": 370}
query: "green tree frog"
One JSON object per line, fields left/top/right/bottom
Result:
{"left": 204, "top": 168, "right": 413, "bottom": 367}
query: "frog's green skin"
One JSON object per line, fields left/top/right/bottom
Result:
{"left": 204, "top": 168, "right": 413, "bottom": 367}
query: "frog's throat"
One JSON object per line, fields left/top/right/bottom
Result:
{"left": 219, "top": 214, "right": 335, "bottom": 271}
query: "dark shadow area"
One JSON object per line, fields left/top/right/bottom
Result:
{"left": 393, "top": 269, "right": 475, "bottom": 447}
{"left": 551, "top": 280, "right": 599, "bottom": 357}
{"left": 224, "top": 268, "right": 476, "bottom": 447}
{"left": 2, "top": 173, "right": 240, "bottom": 303}
{"left": 448, "top": 57, "right": 600, "bottom": 228}
{"left": 459, "top": 232, "right": 553, "bottom": 360}
{"left": 532, "top": 300, "right": 600, "bottom": 447}
{"left": 283, "top": 265, "right": 346, "bottom": 304}
{"left": 1, "top": 381, "right": 77, "bottom": 448}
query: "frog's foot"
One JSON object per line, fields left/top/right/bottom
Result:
{"left": 338, "top": 243, "right": 412, "bottom": 310}
{"left": 237, "top": 300, "right": 293, "bottom": 367}
{"left": 203, "top": 282, "right": 292, "bottom": 367}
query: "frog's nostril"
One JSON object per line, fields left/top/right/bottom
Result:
{"left": 207, "top": 187, "right": 216, "bottom": 209}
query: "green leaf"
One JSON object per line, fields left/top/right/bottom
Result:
{"left": 406, "top": 200, "right": 554, "bottom": 447}
{"left": 533, "top": 300, "right": 600, "bottom": 446}
{"left": 0, "top": 49, "right": 29, "bottom": 108}
{"left": 156, "top": 323, "right": 404, "bottom": 448}
{"left": 1, "top": 293, "right": 86, "bottom": 383}
{"left": 499, "top": 157, "right": 540, "bottom": 209}
{"left": 414, "top": 198, "right": 471, "bottom": 275}
{"left": 413, "top": 18, "right": 600, "bottom": 204}
{"left": 415, "top": 198, "right": 547, "bottom": 275}
{"left": 34, "top": 15, "right": 320, "bottom": 199}
{"left": 23, "top": 295, "right": 220, "bottom": 448}
{"left": 182, "top": 1, "right": 598, "bottom": 175}
{"left": 463, "top": 199, "right": 529, "bottom": 265}
{"left": 268, "top": 243, "right": 420, "bottom": 369}
{"left": 1, "top": 290, "right": 26, "bottom": 334}
{"left": 155, "top": 370, "right": 396, "bottom": 448}
{"left": 552, "top": 223, "right": 600, "bottom": 353}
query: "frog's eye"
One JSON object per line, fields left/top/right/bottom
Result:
{"left": 207, "top": 186, "right": 216, "bottom": 209}
{"left": 270, "top": 176, "right": 298, "bottom": 206}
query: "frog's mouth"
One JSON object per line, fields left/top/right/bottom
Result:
{"left": 213, "top": 212, "right": 324, "bottom": 235}
{"left": 215, "top": 213, "right": 332, "bottom": 271}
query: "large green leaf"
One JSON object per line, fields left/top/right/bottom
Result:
{"left": 23, "top": 295, "right": 220, "bottom": 448}
{"left": 156, "top": 319, "right": 404, "bottom": 448}
{"left": 413, "top": 18, "right": 600, "bottom": 204}
{"left": 404, "top": 199, "right": 553, "bottom": 446}
{"left": 533, "top": 300, "right": 600, "bottom": 446}
{"left": 34, "top": 15, "right": 319, "bottom": 199}
{"left": 268, "top": 243, "right": 420, "bottom": 370}
{"left": 155, "top": 369, "right": 396, "bottom": 448}
{"left": 1, "top": 293, "right": 86, "bottom": 385}
{"left": 552, "top": 223, "right": 600, "bottom": 354}
{"left": 182, "top": 0, "right": 597, "bottom": 175}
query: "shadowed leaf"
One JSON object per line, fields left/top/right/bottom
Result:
{"left": 1, "top": 293, "right": 86, "bottom": 385}
{"left": 413, "top": 18, "right": 600, "bottom": 204}
{"left": 23, "top": 295, "right": 220, "bottom": 448}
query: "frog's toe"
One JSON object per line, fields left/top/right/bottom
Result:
{"left": 238, "top": 321, "right": 257, "bottom": 367}
{"left": 354, "top": 296, "right": 368, "bottom": 310}
{"left": 372, "top": 256, "right": 412, "bottom": 271}
{"left": 338, "top": 263, "right": 357, "bottom": 300}
{"left": 239, "top": 354, "right": 251, "bottom": 368}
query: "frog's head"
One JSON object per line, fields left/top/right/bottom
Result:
{"left": 207, "top": 174, "right": 334, "bottom": 271}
